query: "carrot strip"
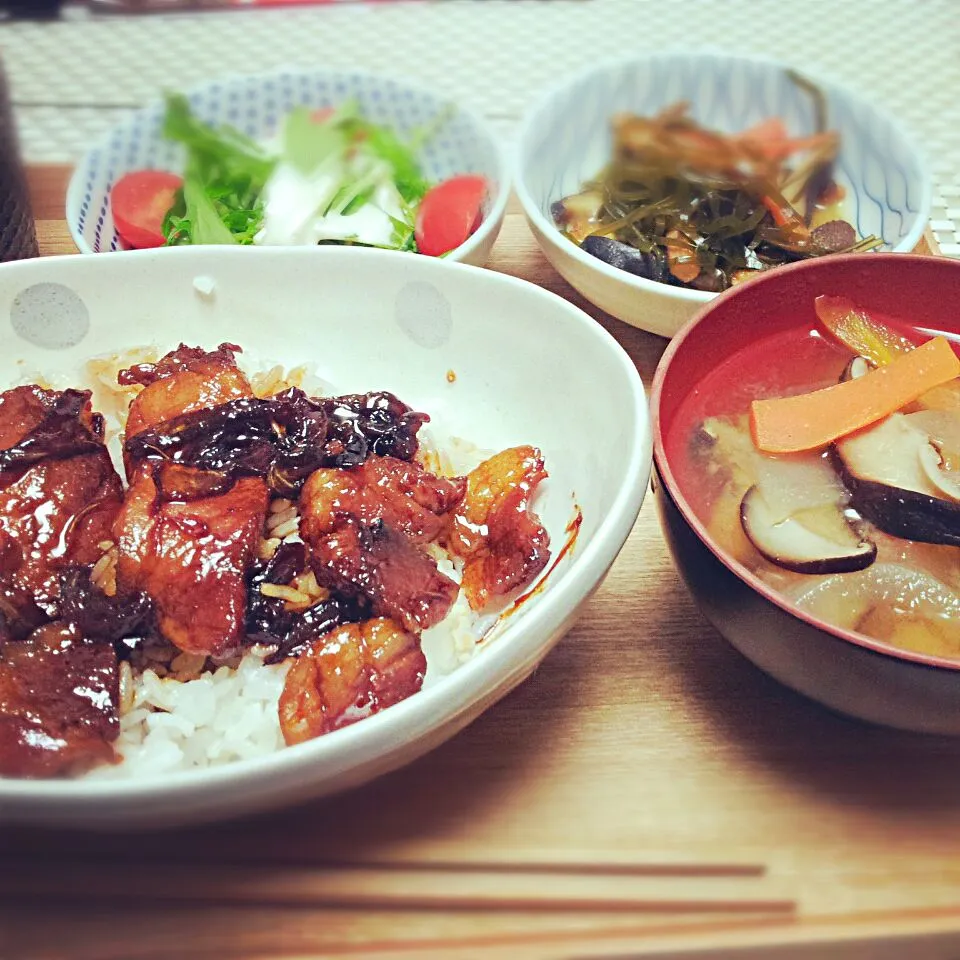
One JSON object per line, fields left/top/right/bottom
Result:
{"left": 760, "top": 190, "right": 810, "bottom": 237}
{"left": 747, "top": 133, "right": 837, "bottom": 163}
{"left": 737, "top": 117, "right": 788, "bottom": 143}
{"left": 750, "top": 336, "right": 960, "bottom": 454}
{"left": 774, "top": 132, "right": 838, "bottom": 154}
{"left": 738, "top": 120, "right": 836, "bottom": 162}
{"left": 761, "top": 195, "right": 790, "bottom": 227}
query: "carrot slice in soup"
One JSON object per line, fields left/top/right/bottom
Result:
{"left": 751, "top": 336, "right": 960, "bottom": 454}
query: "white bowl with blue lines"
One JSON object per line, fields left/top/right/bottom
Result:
{"left": 515, "top": 53, "right": 931, "bottom": 339}
{"left": 66, "top": 70, "right": 510, "bottom": 267}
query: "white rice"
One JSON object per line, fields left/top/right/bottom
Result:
{"left": 74, "top": 350, "right": 499, "bottom": 778}
{"left": 93, "top": 585, "right": 492, "bottom": 779}
{"left": 88, "top": 650, "right": 291, "bottom": 779}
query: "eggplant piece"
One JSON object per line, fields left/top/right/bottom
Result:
{"left": 690, "top": 267, "right": 726, "bottom": 293}
{"left": 580, "top": 235, "right": 666, "bottom": 282}
{"left": 811, "top": 219, "right": 856, "bottom": 253}
{"left": 739, "top": 485, "right": 876, "bottom": 574}
{"left": 834, "top": 414, "right": 960, "bottom": 547}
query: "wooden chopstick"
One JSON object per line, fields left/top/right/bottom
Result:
{"left": 323, "top": 905, "right": 960, "bottom": 960}
{"left": 1, "top": 859, "right": 795, "bottom": 915}
{"left": 316, "top": 854, "right": 767, "bottom": 879}
{"left": 6, "top": 839, "right": 768, "bottom": 879}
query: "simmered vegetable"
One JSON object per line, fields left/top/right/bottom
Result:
{"left": 814, "top": 295, "right": 918, "bottom": 365}
{"left": 816, "top": 295, "right": 960, "bottom": 414}
{"left": 553, "top": 73, "right": 881, "bottom": 292}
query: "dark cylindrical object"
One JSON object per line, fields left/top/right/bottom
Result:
{"left": 0, "top": 55, "right": 38, "bottom": 262}
{"left": 0, "top": 1, "right": 63, "bottom": 20}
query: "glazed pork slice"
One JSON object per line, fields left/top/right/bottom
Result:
{"left": 299, "top": 457, "right": 464, "bottom": 633}
{"left": 115, "top": 465, "right": 268, "bottom": 656}
{"left": 120, "top": 342, "right": 252, "bottom": 445}
{"left": 278, "top": 617, "right": 425, "bottom": 743}
{"left": 299, "top": 456, "right": 466, "bottom": 545}
{"left": 448, "top": 445, "right": 551, "bottom": 610}
{"left": 114, "top": 345, "right": 269, "bottom": 657}
{"left": 0, "top": 621, "right": 119, "bottom": 778}
{"left": 0, "top": 454, "right": 124, "bottom": 615}
{"left": 0, "top": 386, "right": 124, "bottom": 636}
{"left": 0, "top": 382, "right": 85, "bottom": 450}
{"left": 308, "top": 516, "right": 459, "bottom": 634}
{"left": 0, "top": 565, "right": 154, "bottom": 778}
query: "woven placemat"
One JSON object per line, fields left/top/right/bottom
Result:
{"left": 3, "top": 0, "right": 958, "bottom": 254}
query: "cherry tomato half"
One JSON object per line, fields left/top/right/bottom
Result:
{"left": 414, "top": 175, "right": 488, "bottom": 257}
{"left": 110, "top": 171, "right": 183, "bottom": 250}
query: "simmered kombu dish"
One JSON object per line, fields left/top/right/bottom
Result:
{"left": 553, "top": 73, "right": 880, "bottom": 293}
{"left": 0, "top": 344, "right": 551, "bottom": 778}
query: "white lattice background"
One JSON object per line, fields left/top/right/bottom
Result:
{"left": 2, "top": 0, "right": 958, "bottom": 254}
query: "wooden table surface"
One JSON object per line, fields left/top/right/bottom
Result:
{"left": 3, "top": 168, "right": 960, "bottom": 960}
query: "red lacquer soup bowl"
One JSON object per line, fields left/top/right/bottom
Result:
{"left": 651, "top": 253, "right": 960, "bottom": 734}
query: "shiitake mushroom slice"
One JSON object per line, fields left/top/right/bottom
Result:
{"left": 833, "top": 414, "right": 960, "bottom": 548}
{"left": 739, "top": 485, "right": 876, "bottom": 574}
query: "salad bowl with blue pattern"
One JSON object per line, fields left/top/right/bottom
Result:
{"left": 66, "top": 70, "right": 510, "bottom": 267}
{"left": 515, "top": 53, "right": 931, "bottom": 339}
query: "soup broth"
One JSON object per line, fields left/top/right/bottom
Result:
{"left": 666, "top": 325, "right": 960, "bottom": 659}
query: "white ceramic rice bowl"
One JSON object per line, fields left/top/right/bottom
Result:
{"left": 66, "top": 70, "right": 510, "bottom": 266}
{"left": 0, "top": 246, "right": 649, "bottom": 829}
{"left": 515, "top": 52, "right": 931, "bottom": 338}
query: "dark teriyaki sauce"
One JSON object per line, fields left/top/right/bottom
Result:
{"left": 245, "top": 542, "right": 370, "bottom": 664}
{"left": 125, "top": 389, "right": 428, "bottom": 500}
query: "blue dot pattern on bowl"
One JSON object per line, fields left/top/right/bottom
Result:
{"left": 70, "top": 72, "right": 501, "bottom": 254}
{"left": 523, "top": 54, "right": 925, "bottom": 250}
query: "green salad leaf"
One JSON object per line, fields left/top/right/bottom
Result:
{"left": 386, "top": 205, "right": 418, "bottom": 252}
{"left": 180, "top": 174, "right": 237, "bottom": 245}
{"left": 159, "top": 92, "right": 453, "bottom": 251}
{"left": 355, "top": 103, "right": 454, "bottom": 206}
{"left": 362, "top": 125, "right": 431, "bottom": 205}
{"left": 161, "top": 94, "right": 276, "bottom": 246}
{"left": 162, "top": 94, "right": 275, "bottom": 182}
{"left": 282, "top": 106, "right": 348, "bottom": 177}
